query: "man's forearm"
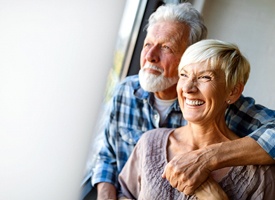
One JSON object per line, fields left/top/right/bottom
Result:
{"left": 162, "top": 136, "right": 275, "bottom": 195}
{"left": 208, "top": 136, "right": 275, "bottom": 171}
{"left": 96, "top": 182, "right": 117, "bottom": 200}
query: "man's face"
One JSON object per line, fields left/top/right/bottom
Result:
{"left": 139, "top": 21, "right": 190, "bottom": 92}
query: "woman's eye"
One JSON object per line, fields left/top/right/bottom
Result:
{"left": 199, "top": 76, "right": 211, "bottom": 81}
{"left": 179, "top": 73, "right": 188, "bottom": 78}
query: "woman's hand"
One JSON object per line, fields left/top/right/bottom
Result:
{"left": 194, "top": 177, "right": 228, "bottom": 200}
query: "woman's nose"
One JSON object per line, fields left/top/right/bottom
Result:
{"left": 181, "top": 79, "right": 198, "bottom": 93}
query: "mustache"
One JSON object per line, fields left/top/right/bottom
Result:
{"left": 143, "top": 64, "right": 164, "bottom": 73}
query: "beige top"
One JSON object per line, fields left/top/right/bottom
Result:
{"left": 118, "top": 128, "right": 275, "bottom": 200}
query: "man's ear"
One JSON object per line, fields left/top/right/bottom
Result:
{"left": 227, "top": 83, "right": 244, "bottom": 104}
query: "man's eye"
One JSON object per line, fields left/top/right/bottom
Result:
{"left": 144, "top": 43, "right": 150, "bottom": 47}
{"left": 162, "top": 45, "right": 173, "bottom": 52}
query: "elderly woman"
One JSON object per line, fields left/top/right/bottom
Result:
{"left": 118, "top": 39, "right": 275, "bottom": 199}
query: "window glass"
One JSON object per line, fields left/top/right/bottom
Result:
{"left": 84, "top": 0, "right": 184, "bottom": 182}
{"left": 83, "top": 0, "right": 146, "bottom": 180}
{"left": 105, "top": 0, "right": 147, "bottom": 100}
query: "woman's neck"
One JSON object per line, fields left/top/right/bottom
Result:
{"left": 171, "top": 121, "right": 239, "bottom": 152}
{"left": 167, "top": 121, "right": 240, "bottom": 182}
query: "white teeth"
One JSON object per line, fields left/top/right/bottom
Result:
{"left": 186, "top": 99, "right": 204, "bottom": 106}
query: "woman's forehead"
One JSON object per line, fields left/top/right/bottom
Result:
{"left": 180, "top": 59, "right": 221, "bottom": 70}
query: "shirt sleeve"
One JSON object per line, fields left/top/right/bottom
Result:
{"left": 91, "top": 76, "right": 139, "bottom": 188}
{"left": 91, "top": 97, "right": 119, "bottom": 187}
{"left": 225, "top": 95, "right": 275, "bottom": 158}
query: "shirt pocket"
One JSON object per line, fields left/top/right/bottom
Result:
{"left": 119, "top": 127, "right": 144, "bottom": 145}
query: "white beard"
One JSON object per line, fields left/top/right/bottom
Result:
{"left": 139, "top": 64, "right": 178, "bottom": 92}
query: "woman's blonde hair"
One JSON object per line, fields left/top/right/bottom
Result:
{"left": 178, "top": 39, "right": 250, "bottom": 90}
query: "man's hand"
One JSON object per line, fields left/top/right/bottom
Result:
{"left": 162, "top": 146, "right": 218, "bottom": 195}
{"left": 162, "top": 137, "right": 275, "bottom": 195}
{"left": 96, "top": 182, "right": 117, "bottom": 200}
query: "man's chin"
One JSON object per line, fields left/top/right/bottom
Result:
{"left": 140, "top": 83, "right": 173, "bottom": 93}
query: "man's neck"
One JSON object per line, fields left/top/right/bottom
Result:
{"left": 154, "top": 85, "right": 177, "bottom": 100}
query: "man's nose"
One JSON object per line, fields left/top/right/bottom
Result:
{"left": 145, "top": 46, "right": 160, "bottom": 63}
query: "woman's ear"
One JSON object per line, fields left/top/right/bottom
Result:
{"left": 226, "top": 83, "right": 244, "bottom": 104}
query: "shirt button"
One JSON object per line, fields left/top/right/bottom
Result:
{"left": 154, "top": 114, "right": 158, "bottom": 120}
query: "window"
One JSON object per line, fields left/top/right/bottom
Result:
{"left": 82, "top": 1, "right": 184, "bottom": 198}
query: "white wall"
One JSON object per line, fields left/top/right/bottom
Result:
{"left": 198, "top": 0, "right": 275, "bottom": 109}
{"left": 0, "top": 0, "right": 125, "bottom": 199}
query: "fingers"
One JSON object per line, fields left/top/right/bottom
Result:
{"left": 183, "top": 184, "right": 196, "bottom": 196}
{"left": 161, "top": 164, "right": 167, "bottom": 178}
{"left": 162, "top": 150, "right": 212, "bottom": 195}
{"left": 162, "top": 162, "right": 196, "bottom": 195}
{"left": 162, "top": 155, "right": 185, "bottom": 179}
{"left": 195, "top": 177, "right": 229, "bottom": 200}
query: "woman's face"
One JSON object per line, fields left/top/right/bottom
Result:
{"left": 177, "top": 62, "right": 229, "bottom": 124}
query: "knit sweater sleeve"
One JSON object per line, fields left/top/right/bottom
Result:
{"left": 118, "top": 135, "right": 144, "bottom": 199}
{"left": 118, "top": 128, "right": 176, "bottom": 199}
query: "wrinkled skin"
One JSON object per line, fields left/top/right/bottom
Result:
{"left": 162, "top": 146, "right": 217, "bottom": 195}
{"left": 195, "top": 177, "right": 229, "bottom": 200}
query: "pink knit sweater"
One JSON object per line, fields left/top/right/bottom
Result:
{"left": 119, "top": 128, "right": 275, "bottom": 200}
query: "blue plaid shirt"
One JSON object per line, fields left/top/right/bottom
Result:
{"left": 91, "top": 74, "right": 275, "bottom": 189}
